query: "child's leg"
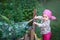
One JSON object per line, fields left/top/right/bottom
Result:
{"left": 42, "top": 32, "right": 51, "bottom": 40}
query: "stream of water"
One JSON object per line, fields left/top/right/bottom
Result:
{"left": 0, "top": 21, "right": 31, "bottom": 39}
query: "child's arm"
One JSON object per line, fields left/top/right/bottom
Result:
{"left": 33, "top": 21, "right": 49, "bottom": 28}
{"left": 28, "top": 16, "right": 42, "bottom": 23}
{"left": 34, "top": 16, "right": 42, "bottom": 20}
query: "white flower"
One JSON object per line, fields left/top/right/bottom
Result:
{"left": 9, "top": 33, "right": 12, "bottom": 35}
{"left": 9, "top": 27, "right": 12, "bottom": 31}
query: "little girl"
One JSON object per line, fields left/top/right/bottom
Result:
{"left": 33, "top": 9, "right": 56, "bottom": 40}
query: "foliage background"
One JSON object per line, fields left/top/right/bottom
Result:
{"left": 0, "top": 0, "right": 60, "bottom": 40}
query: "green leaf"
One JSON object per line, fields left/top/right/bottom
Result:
{"left": 0, "top": 15, "right": 10, "bottom": 23}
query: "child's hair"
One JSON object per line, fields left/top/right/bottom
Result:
{"left": 43, "top": 9, "right": 56, "bottom": 20}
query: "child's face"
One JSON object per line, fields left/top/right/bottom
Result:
{"left": 42, "top": 14, "right": 49, "bottom": 21}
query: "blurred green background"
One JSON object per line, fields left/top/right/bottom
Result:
{"left": 0, "top": 0, "right": 60, "bottom": 40}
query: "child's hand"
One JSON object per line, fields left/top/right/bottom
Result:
{"left": 33, "top": 22, "right": 37, "bottom": 25}
{"left": 33, "top": 22, "right": 40, "bottom": 27}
